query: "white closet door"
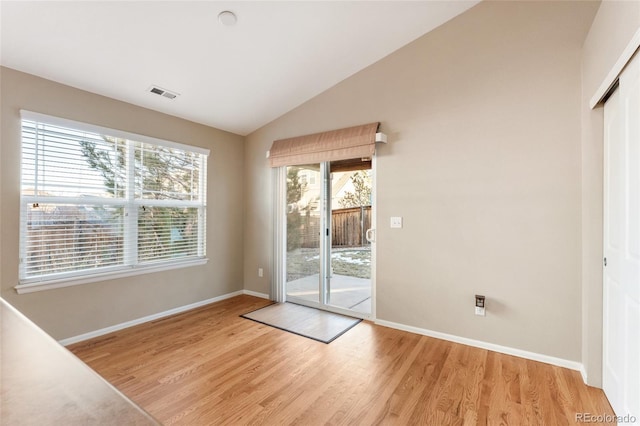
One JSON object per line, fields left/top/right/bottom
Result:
{"left": 603, "top": 51, "right": 640, "bottom": 421}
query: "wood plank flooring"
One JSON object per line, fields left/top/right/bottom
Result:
{"left": 69, "top": 295, "right": 613, "bottom": 425}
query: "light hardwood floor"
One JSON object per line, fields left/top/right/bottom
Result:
{"left": 69, "top": 295, "right": 613, "bottom": 425}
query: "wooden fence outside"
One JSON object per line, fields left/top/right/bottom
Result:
{"left": 299, "top": 206, "right": 371, "bottom": 248}
{"left": 25, "top": 220, "right": 123, "bottom": 276}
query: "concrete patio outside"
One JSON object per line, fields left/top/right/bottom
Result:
{"left": 286, "top": 274, "right": 371, "bottom": 314}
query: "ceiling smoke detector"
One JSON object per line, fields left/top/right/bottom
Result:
{"left": 218, "top": 11, "right": 237, "bottom": 26}
{"left": 148, "top": 85, "right": 179, "bottom": 100}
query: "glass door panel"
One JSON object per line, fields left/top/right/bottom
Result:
{"left": 285, "top": 165, "right": 322, "bottom": 305}
{"left": 327, "top": 164, "right": 372, "bottom": 314}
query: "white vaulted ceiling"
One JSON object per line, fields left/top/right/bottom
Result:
{"left": 0, "top": 1, "right": 478, "bottom": 135}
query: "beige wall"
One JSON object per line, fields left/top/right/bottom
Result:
{"left": 580, "top": 1, "right": 640, "bottom": 386}
{"left": 244, "top": 1, "right": 599, "bottom": 362}
{"left": 0, "top": 67, "right": 245, "bottom": 340}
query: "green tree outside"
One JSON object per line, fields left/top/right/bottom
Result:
{"left": 338, "top": 170, "right": 372, "bottom": 208}
{"left": 286, "top": 166, "right": 307, "bottom": 251}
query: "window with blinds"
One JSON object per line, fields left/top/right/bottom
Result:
{"left": 18, "top": 111, "right": 208, "bottom": 289}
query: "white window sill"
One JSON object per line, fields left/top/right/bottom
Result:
{"left": 14, "top": 258, "right": 209, "bottom": 294}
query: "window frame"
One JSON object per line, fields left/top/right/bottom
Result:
{"left": 15, "top": 111, "right": 209, "bottom": 294}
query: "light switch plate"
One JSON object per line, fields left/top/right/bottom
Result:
{"left": 390, "top": 217, "right": 403, "bottom": 228}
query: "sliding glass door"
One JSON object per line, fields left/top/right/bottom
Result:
{"left": 284, "top": 160, "right": 373, "bottom": 317}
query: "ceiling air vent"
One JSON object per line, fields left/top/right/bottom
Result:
{"left": 147, "top": 85, "right": 179, "bottom": 100}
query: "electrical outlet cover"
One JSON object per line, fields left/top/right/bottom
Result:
{"left": 390, "top": 216, "right": 403, "bottom": 228}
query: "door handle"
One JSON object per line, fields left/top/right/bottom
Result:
{"left": 366, "top": 228, "right": 375, "bottom": 243}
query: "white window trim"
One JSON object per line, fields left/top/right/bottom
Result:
{"left": 16, "top": 110, "right": 210, "bottom": 293}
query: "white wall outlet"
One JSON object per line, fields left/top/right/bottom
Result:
{"left": 390, "top": 216, "right": 403, "bottom": 228}
{"left": 258, "top": 268, "right": 263, "bottom": 277}
{"left": 475, "top": 306, "right": 486, "bottom": 316}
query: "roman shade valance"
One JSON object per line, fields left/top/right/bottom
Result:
{"left": 267, "top": 122, "right": 380, "bottom": 168}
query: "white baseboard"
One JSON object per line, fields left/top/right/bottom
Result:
{"left": 59, "top": 290, "right": 244, "bottom": 346}
{"left": 60, "top": 289, "right": 585, "bottom": 383}
{"left": 243, "top": 289, "right": 270, "bottom": 299}
{"left": 580, "top": 364, "right": 588, "bottom": 384}
{"left": 374, "top": 319, "right": 584, "bottom": 376}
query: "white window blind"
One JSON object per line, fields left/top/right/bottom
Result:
{"left": 18, "top": 111, "right": 208, "bottom": 290}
